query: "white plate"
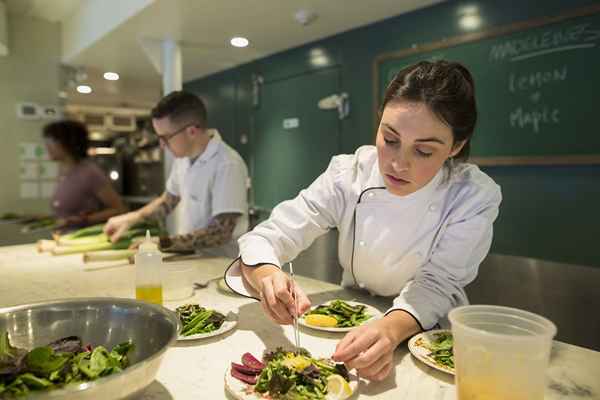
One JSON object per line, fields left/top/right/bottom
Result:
{"left": 224, "top": 364, "right": 359, "bottom": 400}
{"left": 298, "top": 301, "right": 383, "bottom": 333}
{"left": 407, "top": 329, "right": 455, "bottom": 375}
{"left": 176, "top": 309, "right": 238, "bottom": 341}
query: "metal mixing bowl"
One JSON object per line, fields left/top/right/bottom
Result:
{"left": 0, "top": 297, "right": 180, "bottom": 399}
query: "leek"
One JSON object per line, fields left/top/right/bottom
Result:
{"left": 55, "top": 222, "right": 160, "bottom": 244}
{"left": 83, "top": 249, "right": 136, "bottom": 263}
{"left": 51, "top": 225, "right": 160, "bottom": 256}
{"left": 59, "top": 224, "right": 104, "bottom": 240}
{"left": 57, "top": 233, "right": 109, "bottom": 247}
{"left": 36, "top": 239, "right": 56, "bottom": 253}
{"left": 52, "top": 238, "right": 132, "bottom": 256}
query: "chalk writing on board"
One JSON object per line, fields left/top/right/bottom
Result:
{"left": 508, "top": 66, "right": 568, "bottom": 93}
{"left": 509, "top": 106, "right": 560, "bottom": 133}
{"left": 489, "top": 23, "right": 600, "bottom": 62}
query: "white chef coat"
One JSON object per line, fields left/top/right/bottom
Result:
{"left": 166, "top": 129, "right": 248, "bottom": 256}
{"left": 227, "top": 145, "right": 501, "bottom": 329}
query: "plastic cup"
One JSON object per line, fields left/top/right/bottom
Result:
{"left": 448, "top": 305, "right": 557, "bottom": 400}
{"left": 162, "top": 264, "right": 194, "bottom": 301}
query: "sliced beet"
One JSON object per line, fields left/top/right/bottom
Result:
{"left": 241, "top": 352, "right": 265, "bottom": 370}
{"left": 231, "top": 367, "right": 258, "bottom": 385}
{"left": 231, "top": 362, "right": 261, "bottom": 375}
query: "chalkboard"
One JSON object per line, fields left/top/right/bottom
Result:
{"left": 374, "top": 5, "right": 600, "bottom": 165}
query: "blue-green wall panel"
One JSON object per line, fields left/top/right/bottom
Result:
{"left": 185, "top": 0, "right": 600, "bottom": 267}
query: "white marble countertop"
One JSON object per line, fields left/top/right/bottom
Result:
{"left": 1, "top": 244, "right": 599, "bottom": 400}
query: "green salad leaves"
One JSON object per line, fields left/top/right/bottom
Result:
{"left": 427, "top": 332, "right": 454, "bottom": 369}
{"left": 0, "top": 332, "right": 134, "bottom": 398}
{"left": 253, "top": 348, "right": 350, "bottom": 400}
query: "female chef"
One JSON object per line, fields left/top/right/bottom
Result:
{"left": 43, "top": 119, "right": 127, "bottom": 230}
{"left": 225, "top": 60, "right": 502, "bottom": 381}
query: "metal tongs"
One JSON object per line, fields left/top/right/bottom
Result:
{"left": 289, "top": 262, "right": 301, "bottom": 350}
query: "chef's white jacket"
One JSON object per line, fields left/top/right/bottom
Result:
{"left": 227, "top": 145, "right": 501, "bottom": 329}
{"left": 166, "top": 129, "right": 248, "bottom": 256}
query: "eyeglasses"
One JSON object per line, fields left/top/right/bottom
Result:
{"left": 156, "top": 123, "right": 198, "bottom": 145}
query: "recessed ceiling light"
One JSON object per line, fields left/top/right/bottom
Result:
{"left": 459, "top": 14, "right": 482, "bottom": 30}
{"left": 77, "top": 85, "right": 92, "bottom": 94}
{"left": 230, "top": 37, "right": 249, "bottom": 48}
{"left": 103, "top": 72, "right": 119, "bottom": 81}
{"left": 309, "top": 48, "right": 330, "bottom": 67}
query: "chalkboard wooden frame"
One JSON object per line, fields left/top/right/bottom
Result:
{"left": 373, "top": 4, "right": 600, "bottom": 166}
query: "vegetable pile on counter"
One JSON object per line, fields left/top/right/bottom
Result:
{"left": 176, "top": 304, "right": 226, "bottom": 336}
{"left": 0, "top": 213, "right": 57, "bottom": 233}
{"left": 304, "top": 300, "right": 371, "bottom": 328}
{"left": 425, "top": 332, "right": 454, "bottom": 369}
{"left": 0, "top": 213, "right": 21, "bottom": 222}
{"left": 36, "top": 222, "right": 160, "bottom": 259}
{"left": 230, "top": 347, "right": 353, "bottom": 400}
{"left": 20, "top": 217, "right": 57, "bottom": 233}
{"left": 0, "top": 331, "right": 134, "bottom": 398}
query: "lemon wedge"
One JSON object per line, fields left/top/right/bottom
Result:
{"left": 326, "top": 374, "right": 353, "bottom": 400}
{"left": 304, "top": 314, "right": 338, "bottom": 327}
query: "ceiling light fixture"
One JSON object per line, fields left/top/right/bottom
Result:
{"left": 76, "top": 85, "right": 92, "bottom": 94}
{"left": 103, "top": 72, "right": 120, "bottom": 81}
{"left": 459, "top": 14, "right": 482, "bottom": 30}
{"left": 309, "top": 48, "right": 330, "bottom": 67}
{"left": 458, "top": 4, "right": 482, "bottom": 31}
{"left": 230, "top": 37, "right": 249, "bottom": 48}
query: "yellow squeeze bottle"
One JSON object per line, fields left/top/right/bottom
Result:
{"left": 135, "top": 230, "right": 163, "bottom": 305}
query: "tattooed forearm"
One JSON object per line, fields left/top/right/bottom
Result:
{"left": 141, "top": 191, "right": 180, "bottom": 225}
{"left": 158, "top": 213, "right": 240, "bottom": 253}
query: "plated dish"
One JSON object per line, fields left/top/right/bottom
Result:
{"left": 407, "top": 329, "right": 454, "bottom": 375}
{"left": 299, "top": 300, "right": 382, "bottom": 333}
{"left": 225, "top": 348, "right": 358, "bottom": 400}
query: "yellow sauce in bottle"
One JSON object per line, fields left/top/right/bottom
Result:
{"left": 135, "top": 285, "right": 163, "bottom": 305}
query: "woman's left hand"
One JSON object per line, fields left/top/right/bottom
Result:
{"left": 332, "top": 320, "right": 398, "bottom": 381}
{"left": 332, "top": 311, "right": 420, "bottom": 381}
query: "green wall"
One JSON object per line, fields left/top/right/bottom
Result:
{"left": 185, "top": 0, "right": 600, "bottom": 267}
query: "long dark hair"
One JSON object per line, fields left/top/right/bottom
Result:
{"left": 380, "top": 60, "right": 477, "bottom": 161}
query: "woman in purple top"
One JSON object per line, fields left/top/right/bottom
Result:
{"left": 43, "top": 120, "right": 127, "bottom": 230}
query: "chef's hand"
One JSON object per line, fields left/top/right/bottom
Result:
{"left": 104, "top": 212, "right": 139, "bottom": 242}
{"left": 332, "top": 310, "right": 421, "bottom": 381}
{"left": 254, "top": 266, "right": 311, "bottom": 325}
